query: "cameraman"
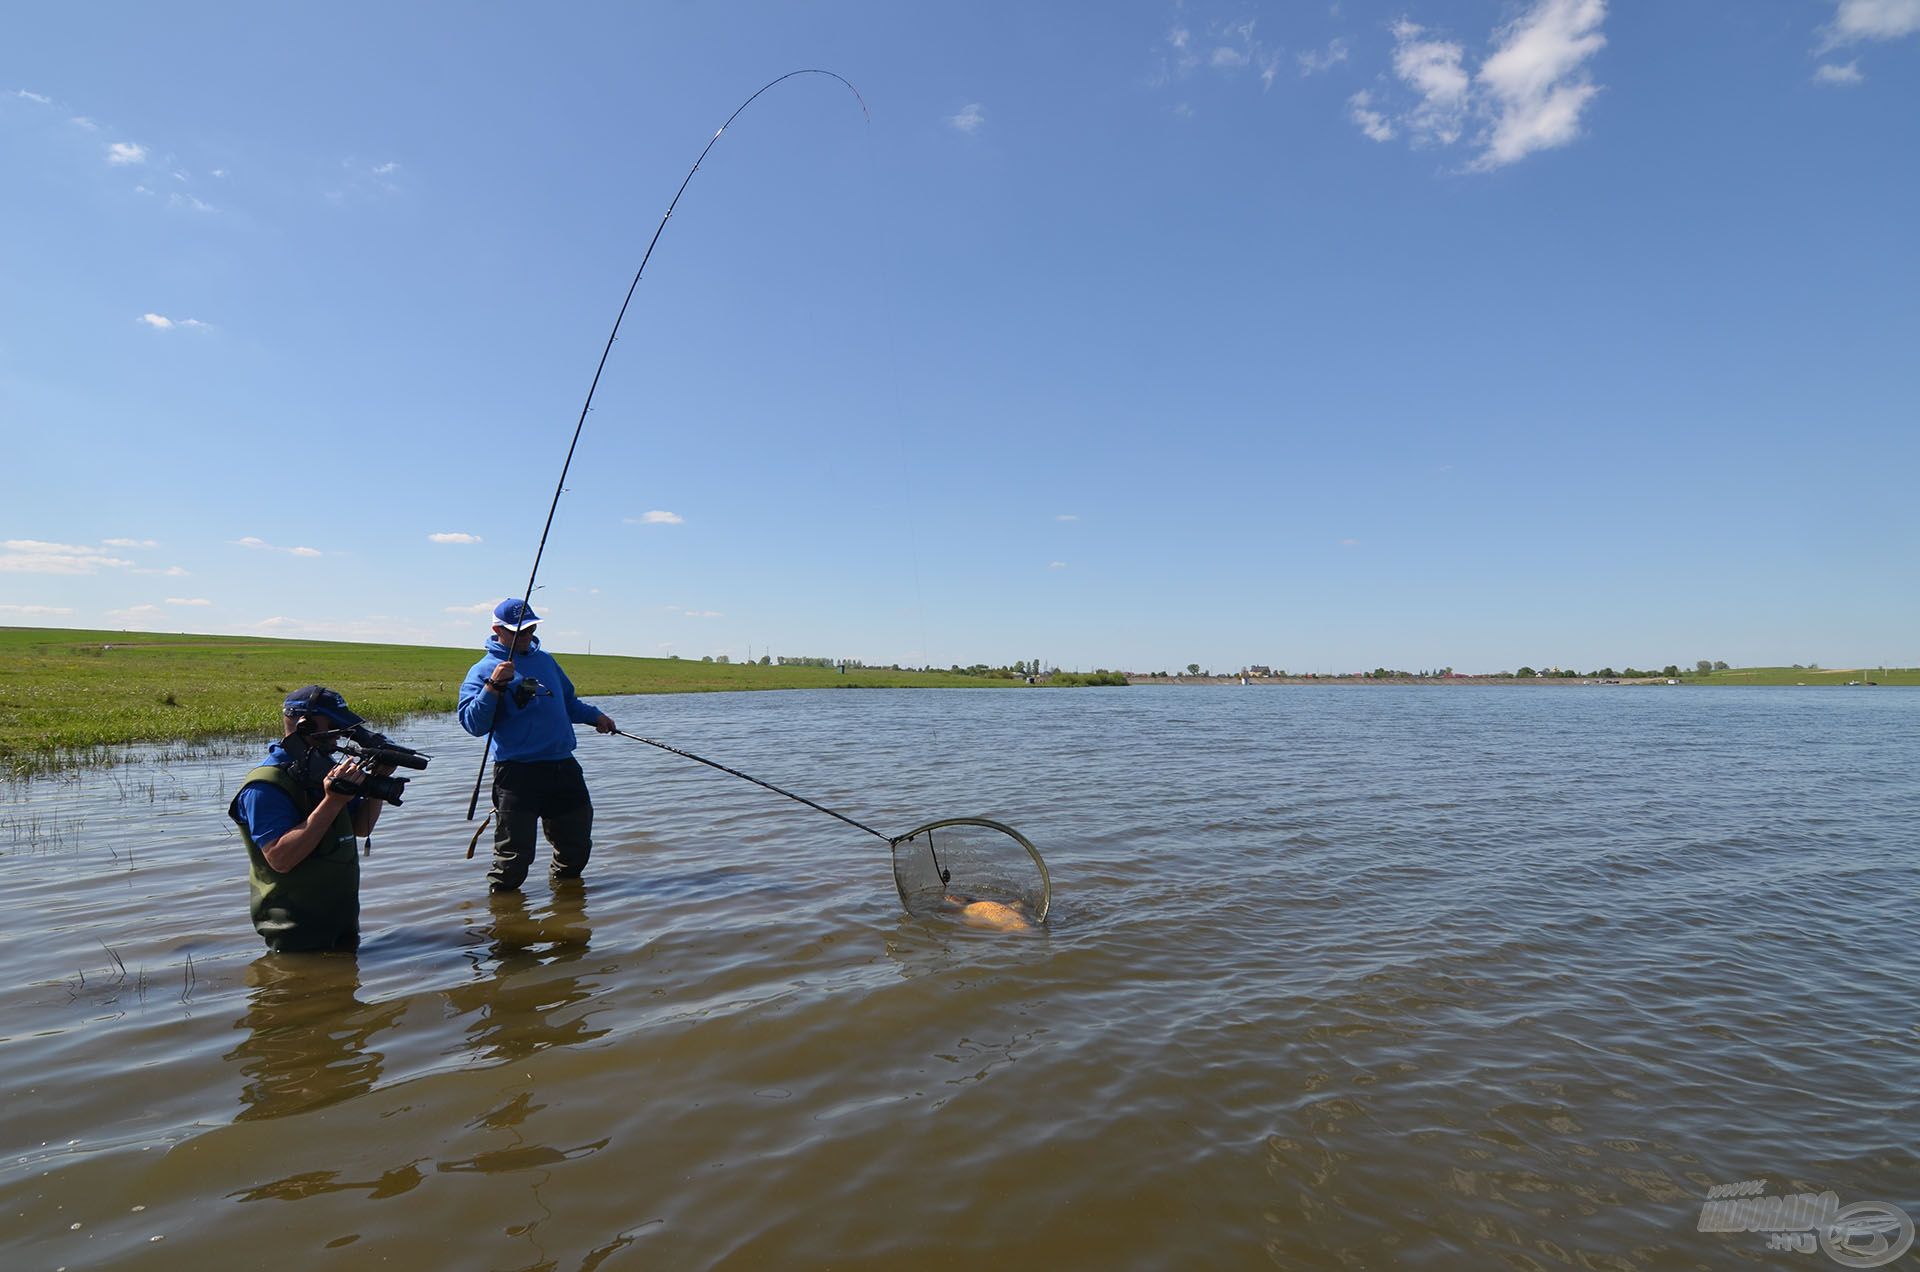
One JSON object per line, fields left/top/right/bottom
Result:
{"left": 228, "top": 686, "right": 394, "bottom": 953}
{"left": 458, "top": 599, "right": 616, "bottom": 893}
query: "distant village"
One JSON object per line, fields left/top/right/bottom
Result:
{"left": 1139, "top": 661, "right": 1732, "bottom": 684}
{"left": 689, "top": 655, "right": 1761, "bottom": 686}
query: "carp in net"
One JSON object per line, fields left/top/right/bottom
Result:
{"left": 890, "top": 818, "right": 1050, "bottom": 929}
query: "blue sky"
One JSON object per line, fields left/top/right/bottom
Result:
{"left": 3, "top": 1, "right": 1915, "bottom": 674}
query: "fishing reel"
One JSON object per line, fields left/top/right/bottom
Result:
{"left": 507, "top": 676, "right": 548, "bottom": 709}
{"left": 284, "top": 723, "right": 431, "bottom": 806}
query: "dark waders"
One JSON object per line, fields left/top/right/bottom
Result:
{"left": 489, "top": 757, "right": 593, "bottom": 891}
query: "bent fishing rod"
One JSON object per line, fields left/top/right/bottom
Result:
{"left": 466, "top": 69, "right": 869, "bottom": 820}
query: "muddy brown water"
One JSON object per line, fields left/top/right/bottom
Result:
{"left": 2, "top": 686, "right": 1914, "bottom": 1268}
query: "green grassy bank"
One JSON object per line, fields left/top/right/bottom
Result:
{"left": 0, "top": 627, "right": 1020, "bottom": 775}
{"left": 1678, "top": 665, "right": 1920, "bottom": 687}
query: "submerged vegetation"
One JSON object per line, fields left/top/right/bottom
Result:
{"left": 0, "top": 626, "right": 1028, "bottom": 775}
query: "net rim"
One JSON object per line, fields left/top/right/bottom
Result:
{"left": 891, "top": 816, "right": 1051, "bottom": 923}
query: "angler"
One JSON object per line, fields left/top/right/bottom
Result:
{"left": 458, "top": 599, "right": 617, "bottom": 893}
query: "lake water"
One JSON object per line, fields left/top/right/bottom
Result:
{"left": 1, "top": 686, "right": 1914, "bottom": 1268}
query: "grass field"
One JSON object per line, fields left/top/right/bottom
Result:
{"left": 0, "top": 627, "right": 1024, "bottom": 775}
{"left": 1680, "top": 665, "right": 1920, "bottom": 687}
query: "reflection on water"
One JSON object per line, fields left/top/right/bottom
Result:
{"left": 446, "top": 884, "right": 607, "bottom": 1064}
{"left": 2, "top": 686, "right": 1918, "bottom": 1268}
{"left": 228, "top": 955, "right": 403, "bottom": 1122}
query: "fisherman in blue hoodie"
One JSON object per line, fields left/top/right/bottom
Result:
{"left": 458, "top": 599, "right": 617, "bottom": 892}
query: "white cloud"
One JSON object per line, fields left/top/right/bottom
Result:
{"left": 946, "top": 103, "right": 985, "bottom": 134}
{"left": 1163, "top": 18, "right": 1280, "bottom": 87}
{"left": 683, "top": 610, "right": 723, "bottom": 618}
{"left": 1160, "top": 24, "right": 1201, "bottom": 80}
{"left": 427, "top": 531, "right": 483, "bottom": 544}
{"left": 106, "top": 604, "right": 167, "bottom": 624}
{"left": 1392, "top": 20, "right": 1471, "bottom": 146}
{"left": 71, "top": 115, "right": 97, "bottom": 130}
{"left": 102, "top": 537, "right": 158, "bottom": 548}
{"left": 133, "top": 565, "right": 190, "bottom": 577}
{"left": 1473, "top": 0, "right": 1608, "bottom": 171}
{"left": 445, "top": 602, "right": 497, "bottom": 615}
{"left": 1358, "top": 2, "right": 1608, "bottom": 171}
{"left": 6, "top": 539, "right": 96, "bottom": 554}
{"left": 234, "top": 536, "right": 322, "bottom": 557}
{"left": 627, "top": 510, "right": 684, "bottom": 525}
{"left": 246, "top": 614, "right": 437, "bottom": 643}
{"left": 1055, "top": 513, "right": 1079, "bottom": 521}
{"left": 1823, "top": 0, "right": 1920, "bottom": 46}
{"left": 1338, "top": 538, "right": 1360, "bottom": 547}
{"left": 1814, "top": 60, "right": 1866, "bottom": 84}
{"left": 139, "top": 313, "right": 208, "bottom": 331}
{"left": 210, "top": 167, "right": 226, "bottom": 177}
{"left": 0, "top": 540, "right": 135, "bottom": 574}
{"left": 326, "top": 156, "right": 407, "bottom": 205}
{"left": 1349, "top": 91, "right": 1396, "bottom": 142}
{"left": 164, "top": 597, "right": 212, "bottom": 606}
{"left": 1048, "top": 561, "right": 1067, "bottom": 569}
{"left": 1173, "top": 101, "right": 1196, "bottom": 119}
{"left": 0, "top": 603, "right": 74, "bottom": 616}
{"left": 106, "top": 141, "right": 146, "bottom": 165}
{"left": 16, "top": 89, "right": 51, "bottom": 104}
{"left": 168, "top": 192, "right": 216, "bottom": 214}
{"left": 1298, "top": 39, "right": 1350, "bottom": 76}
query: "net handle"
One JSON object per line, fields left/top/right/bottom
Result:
{"left": 616, "top": 731, "right": 893, "bottom": 844}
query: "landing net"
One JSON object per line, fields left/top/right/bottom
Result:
{"left": 891, "top": 818, "right": 1050, "bottom": 929}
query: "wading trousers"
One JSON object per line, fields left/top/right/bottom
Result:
{"left": 489, "top": 757, "right": 593, "bottom": 892}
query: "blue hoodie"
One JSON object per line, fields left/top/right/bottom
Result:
{"left": 458, "top": 636, "right": 605, "bottom": 762}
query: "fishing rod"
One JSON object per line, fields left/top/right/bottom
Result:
{"left": 466, "top": 69, "right": 870, "bottom": 820}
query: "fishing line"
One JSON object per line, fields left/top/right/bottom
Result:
{"left": 466, "top": 69, "right": 870, "bottom": 820}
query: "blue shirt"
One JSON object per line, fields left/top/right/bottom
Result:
{"left": 457, "top": 636, "right": 604, "bottom": 761}
{"left": 232, "top": 742, "right": 362, "bottom": 846}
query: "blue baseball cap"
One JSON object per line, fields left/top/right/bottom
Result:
{"left": 282, "top": 685, "right": 364, "bottom": 728}
{"left": 492, "top": 598, "right": 541, "bottom": 630}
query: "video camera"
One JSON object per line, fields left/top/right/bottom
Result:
{"left": 283, "top": 722, "right": 431, "bottom": 806}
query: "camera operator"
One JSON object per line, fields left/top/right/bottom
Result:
{"left": 458, "top": 599, "right": 615, "bottom": 893}
{"left": 227, "top": 686, "right": 396, "bottom": 953}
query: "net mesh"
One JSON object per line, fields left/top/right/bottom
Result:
{"left": 890, "top": 818, "right": 1050, "bottom": 929}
